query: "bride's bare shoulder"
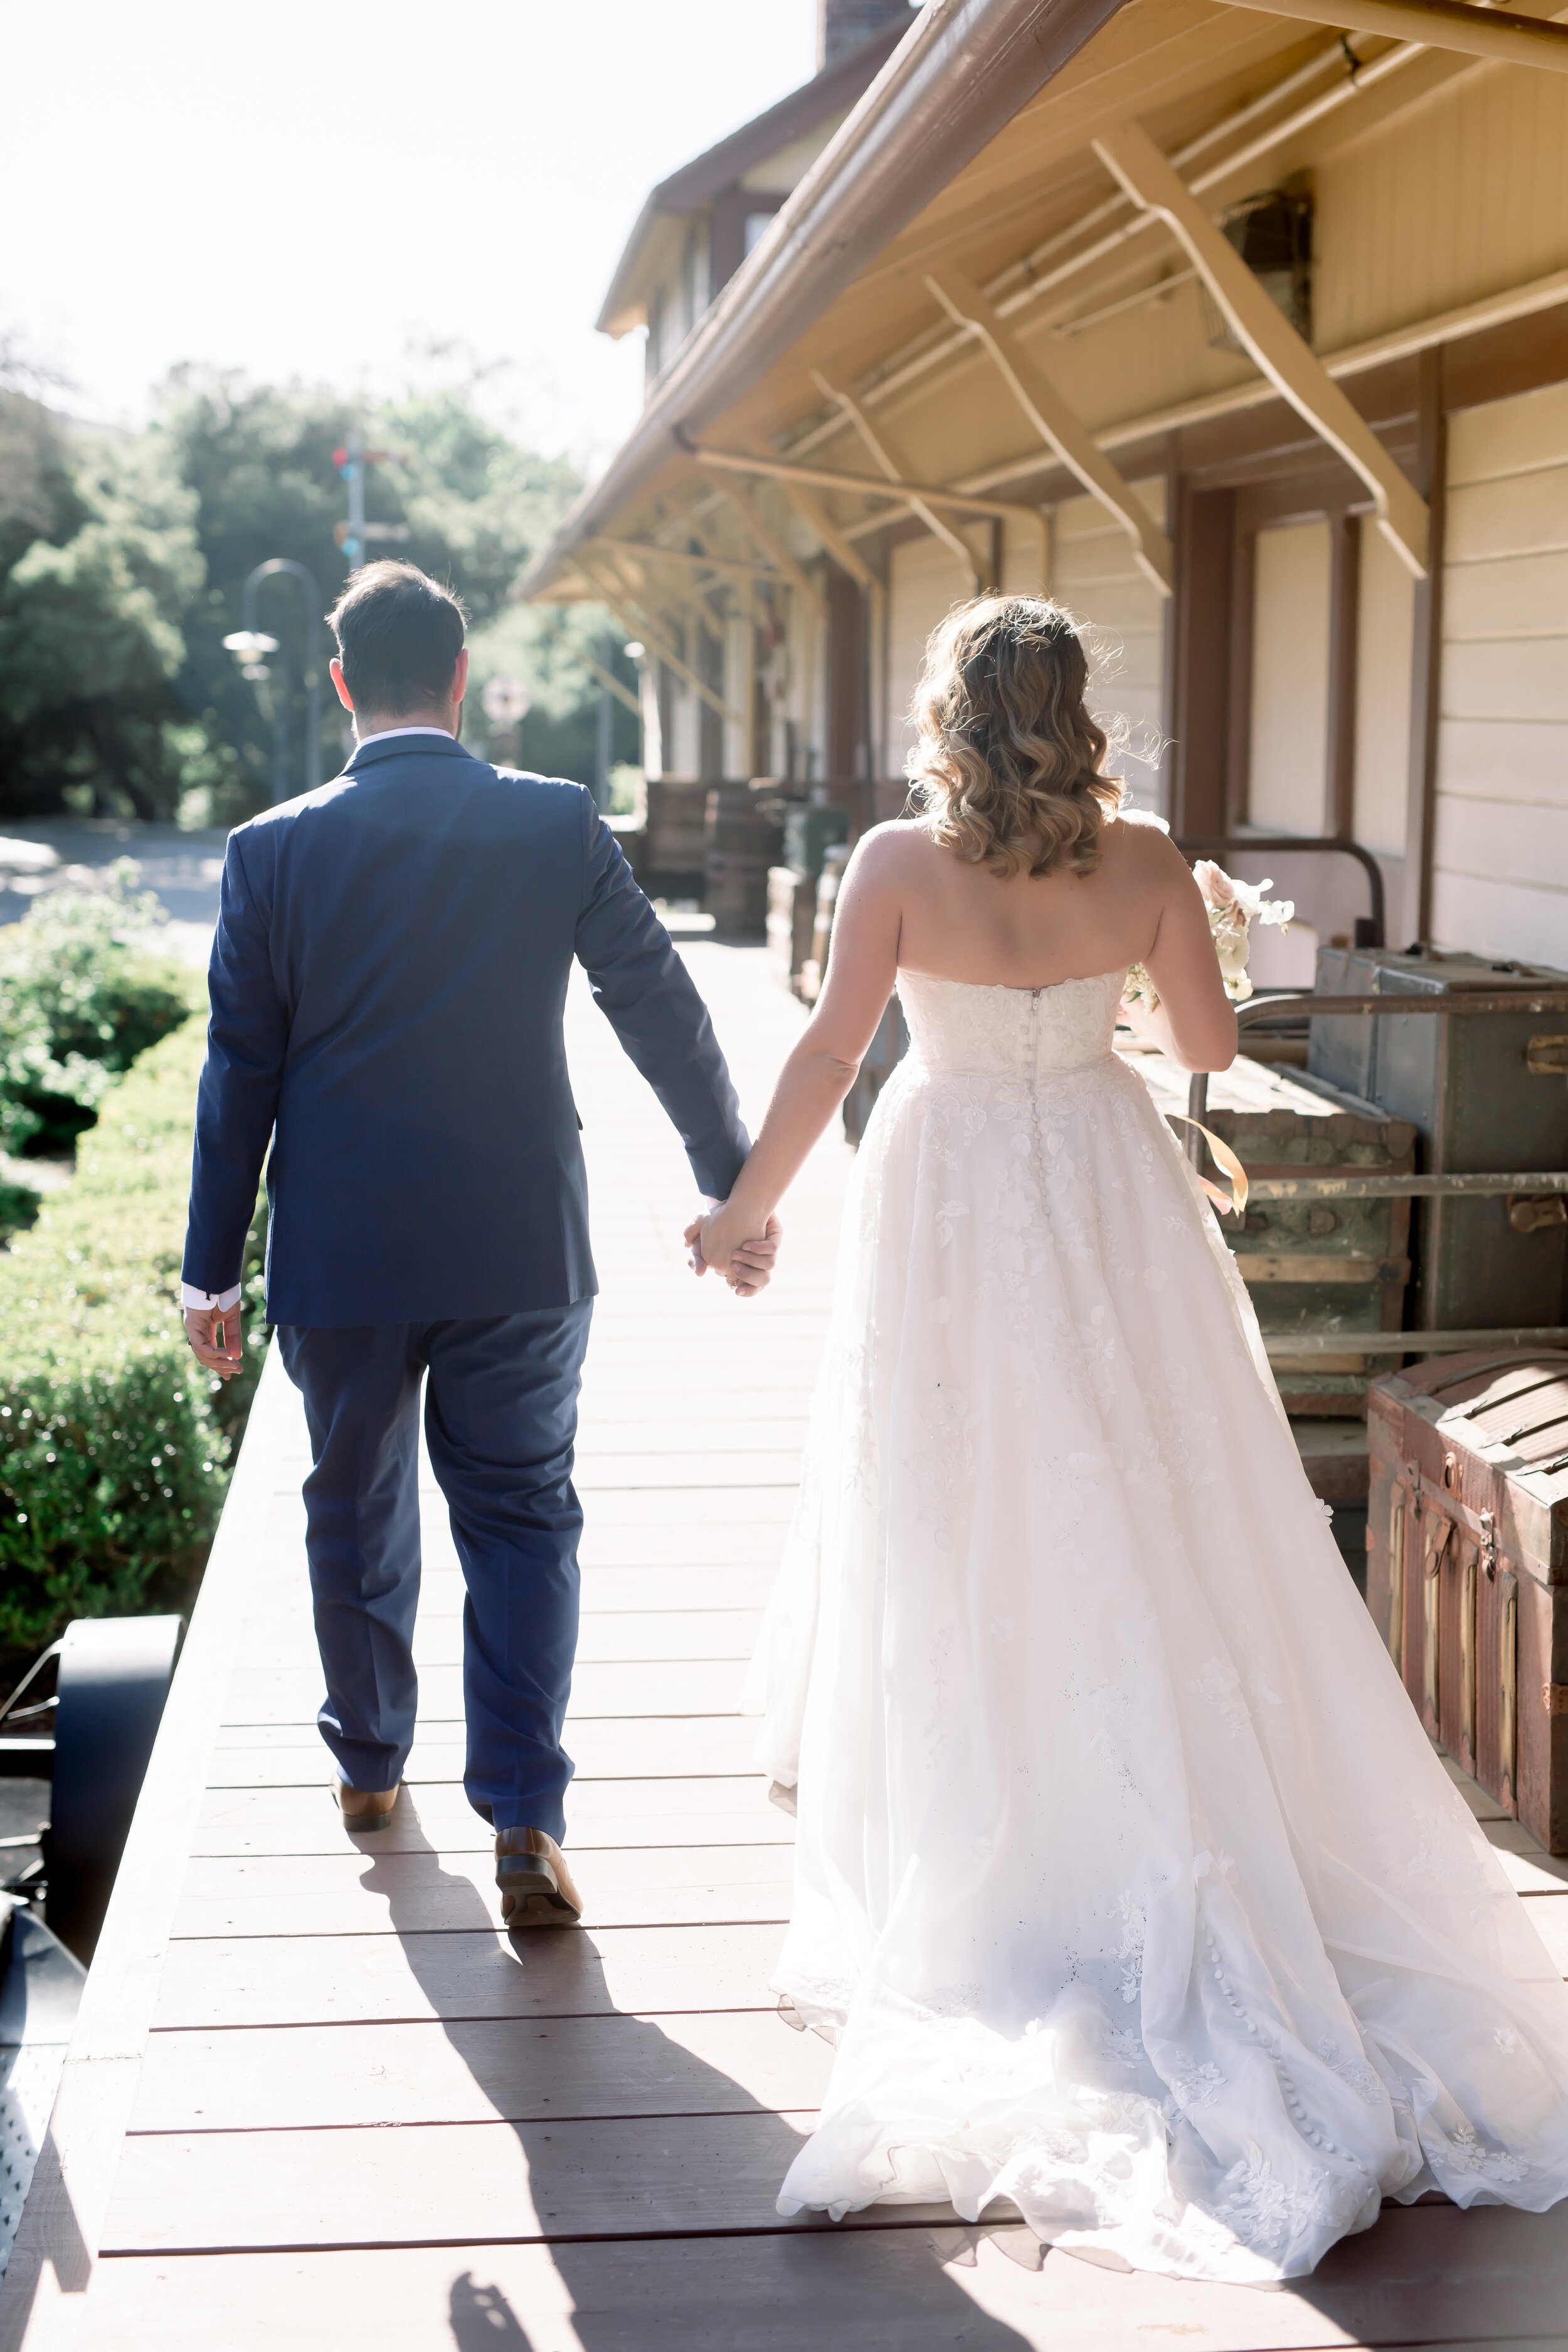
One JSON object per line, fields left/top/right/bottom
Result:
{"left": 1101, "top": 808, "right": 1184, "bottom": 876}
{"left": 850, "top": 815, "right": 940, "bottom": 877}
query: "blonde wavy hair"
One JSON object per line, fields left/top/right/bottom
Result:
{"left": 908, "top": 596, "right": 1124, "bottom": 879}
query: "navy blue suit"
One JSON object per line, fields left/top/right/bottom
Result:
{"left": 184, "top": 734, "right": 749, "bottom": 1833}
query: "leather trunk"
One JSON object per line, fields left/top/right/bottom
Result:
{"left": 1367, "top": 1349, "right": 1568, "bottom": 1852}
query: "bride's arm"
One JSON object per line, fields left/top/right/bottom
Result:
{"left": 1122, "top": 834, "right": 1238, "bottom": 1072}
{"left": 699, "top": 830, "right": 903, "bottom": 1273}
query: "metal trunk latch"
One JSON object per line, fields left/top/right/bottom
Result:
{"left": 1478, "top": 1508, "right": 1498, "bottom": 1582}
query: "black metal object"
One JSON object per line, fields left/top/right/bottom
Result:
{"left": 0, "top": 1904, "right": 85, "bottom": 2277}
{"left": 46, "top": 1617, "right": 182, "bottom": 1964}
{"left": 1174, "top": 835, "right": 1385, "bottom": 948}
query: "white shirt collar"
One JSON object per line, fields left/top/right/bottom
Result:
{"left": 353, "top": 725, "right": 456, "bottom": 750}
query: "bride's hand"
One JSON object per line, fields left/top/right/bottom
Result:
{"left": 686, "top": 1204, "right": 781, "bottom": 1296}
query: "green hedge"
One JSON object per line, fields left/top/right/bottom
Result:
{"left": 0, "top": 862, "right": 192, "bottom": 1155}
{"left": 0, "top": 1011, "right": 265, "bottom": 1658}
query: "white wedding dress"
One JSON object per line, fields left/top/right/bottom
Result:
{"left": 746, "top": 967, "right": 1568, "bottom": 2283}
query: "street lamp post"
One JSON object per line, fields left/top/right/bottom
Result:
{"left": 225, "top": 559, "right": 324, "bottom": 801}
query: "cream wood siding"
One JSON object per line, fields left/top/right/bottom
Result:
{"left": 1433, "top": 378, "right": 1568, "bottom": 963}
{"left": 885, "top": 535, "right": 973, "bottom": 771}
{"left": 1000, "top": 516, "right": 1047, "bottom": 598}
{"left": 1249, "top": 517, "right": 1332, "bottom": 837}
{"left": 667, "top": 674, "right": 700, "bottom": 780}
{"left": 1312, "top": 66, "right": 1568, "bottom": 357}
{"left": 1352, "top": 517, "right": 1416, "bottom": 859}
{"left": 722, "top": 614, "right": 750, "bottom": 780}
{"left": 1049, "top": 480, "right": 1167, "bottom": 813}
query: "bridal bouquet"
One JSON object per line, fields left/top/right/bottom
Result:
{"left": 1123, "top": 861, "right": 1294, "bottom": 1012}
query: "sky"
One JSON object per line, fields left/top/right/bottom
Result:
{"left": 0, "top": 0, "right": 821, "bottom": 470}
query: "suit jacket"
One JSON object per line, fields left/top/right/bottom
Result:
{"left": 182, "top": 734, "right": 749, "bottom": 1326}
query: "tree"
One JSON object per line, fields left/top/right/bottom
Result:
{"left": 0, "top": 356, "right": 631, "bottom": 824}
{"left": 0, "top": 390, "right": 209, "bottom": 818}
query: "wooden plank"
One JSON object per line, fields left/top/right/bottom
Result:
{"left": 1446, "top": 465, "right": 1568, "bottom": 564}
{"left": 170, "top": 1845, "right": 793, "bottom": 1939}
{"left": 1523, "top": 1892, "right": 1568, "bottom": 1971}
{"left": 1483, "top": 1820, "right": 1568, "bottom": 1892}
{"left": 220, "top": 1658, "right": 750, "bottom": 1726}
{"left": 1236, "top": 0, "right": 1568, "bottom": 74}
{"left": 49, "top": 2209, "right": 1568, "bottom": 2352}
{"left": 99, "top": 2112, "right": 941, "bottom": 2253}
{"left": 233, "top": 1609, "right": 764, "bottom": 1672}
{"left": 189, "top": 1777, "right": 790, "bottom": 1857}
{"left": 150, "top": 1922, "right": 789, "bottom": 2030}
{"left": 207, "top": 1714, "right": 761, "bottom": 1786}
{"left": 130, "top": 2009, "right": 832, "bottom": 2133}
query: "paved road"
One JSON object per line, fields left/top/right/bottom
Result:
{"left": 0, "top": 820, "right": 230, "bottom": 966}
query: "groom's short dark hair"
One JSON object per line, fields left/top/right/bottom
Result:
{"left": 328, "top": 561, "right": 467, "bottom": 714}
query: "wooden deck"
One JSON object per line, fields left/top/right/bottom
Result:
{"left": 4, "top": 939, "right": 1568, "bottom": 2350}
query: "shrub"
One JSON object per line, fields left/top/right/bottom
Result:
{"left": 0, "top": 862, "right": 192, "bottom": 1152}
{"left": 0, "top": 1010, "right": 265, "bottom": 1660}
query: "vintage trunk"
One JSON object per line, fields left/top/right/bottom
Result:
{"left": 1148, "top": 1093, "right": 1419, "bottom": 1417}
{"left": 1367, "top": 1349, "right": 1568, "bottom": 1853}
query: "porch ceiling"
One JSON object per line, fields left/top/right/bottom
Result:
{"left": 525, "top": 0, "right": 1563, "bottom": 612}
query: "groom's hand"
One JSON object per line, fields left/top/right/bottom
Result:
{"left": 183, "top": 1303, "right": 244, "bottom": 1380}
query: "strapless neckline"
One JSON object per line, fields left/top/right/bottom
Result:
{"left": 894, "top": 964, "right": 1127, "bottom": 1081}
{"left": 895, "top": 965, "right": 1130, "bottom": 997}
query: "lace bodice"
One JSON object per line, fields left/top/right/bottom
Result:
{"left": 897, "top": 967, "right": 1126, "bottom": 1079}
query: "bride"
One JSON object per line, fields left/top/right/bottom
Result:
{"left": 693, "top": 595, "right": 1568, "bottom": 2283}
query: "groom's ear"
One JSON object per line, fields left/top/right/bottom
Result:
{"left": 329, "top": 656, "right": 355, "bottom": 713}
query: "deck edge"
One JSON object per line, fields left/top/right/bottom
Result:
{"left": 0, "top": 1345, "right": 297, "bottom": 2352}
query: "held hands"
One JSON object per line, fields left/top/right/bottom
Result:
{"left": 684, "top": 1201, "right": 781, "bottom": 1297}
{"left": 183, "top": 1303, "right": 244, "bottom": 1380}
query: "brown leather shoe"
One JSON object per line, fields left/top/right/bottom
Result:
{"left": 334, "top": 1777, "right": 401, "bottom": 1830}
{"left": 495, "top": 1826, "right": 582, "bottom": 1927}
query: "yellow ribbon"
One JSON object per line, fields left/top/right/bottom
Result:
{"left": 1170, "top": 1117, "right": 1249, "bottom": 1220}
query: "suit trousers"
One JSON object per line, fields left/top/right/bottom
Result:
{"left": 276, "top": 1307, "right": 593, "bottom": 1841}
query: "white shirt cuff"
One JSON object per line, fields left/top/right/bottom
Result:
{"left": 181, "top": 1282, "right": 242, "bottom": 1311}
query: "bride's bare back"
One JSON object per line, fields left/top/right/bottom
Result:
{"left": 829, "top": 809, "right": 1237, "bottom": 1071}
{"left": 696, "top": 596, "right": 1237, "bottom": 1274}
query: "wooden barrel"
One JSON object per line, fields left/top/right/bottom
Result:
{"left": 644, "top": 780, "right": 709, "bottom": 894}
{"left": 704, "top": 786, "right": 783, "bottom": 939}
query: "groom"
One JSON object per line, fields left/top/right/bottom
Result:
{"left": 181, "top": 558, "right": 770, "bottom": 1928}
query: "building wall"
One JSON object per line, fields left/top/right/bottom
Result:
{"left": 1249, "top": 516, "right": 1333, "bottom": 837}
{"left": 1312, "top": 63, "right": 1568, "bottom": 355}
{"left": 884, "top": 534, "right": 973, "bottom": 770}
{"left": 1050, "top": 480, "right": 1168, "bottom": 813}
{"left": 1431, "top": 376, "right": 1568, "bottom": 964}
{"left": 1352, "top": 517, "right": 1416, "bottom": 862}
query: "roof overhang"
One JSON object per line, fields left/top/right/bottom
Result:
{"left": 595, "top": 21, "right": 911, "bottom": 338}
{"left": 527, "top": 0, "right": 1130, "bottom": 600}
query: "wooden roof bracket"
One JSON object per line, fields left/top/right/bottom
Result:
{"left": 1093, "top": 119, "right": 1429, "bottom": 578}
{"left": 696, "top": 472, "right": 829, "bottom": 617}
{"left": 579, "top": 654, "right": 644, "bottom": 721}
{"left": 776, "top": 479, "right": 878, "bottom": 591}
{"left": 812, "top": 369, "right": 983, "bottom": 592}
{"left": 1233, "top": 0, "right": 1568, "bottom": 73}
{"left": 926, "top": 265, "right": 1174, "bottom": 597}
{"left": 576, "top": 556, "right": 744, "bottom": 729}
